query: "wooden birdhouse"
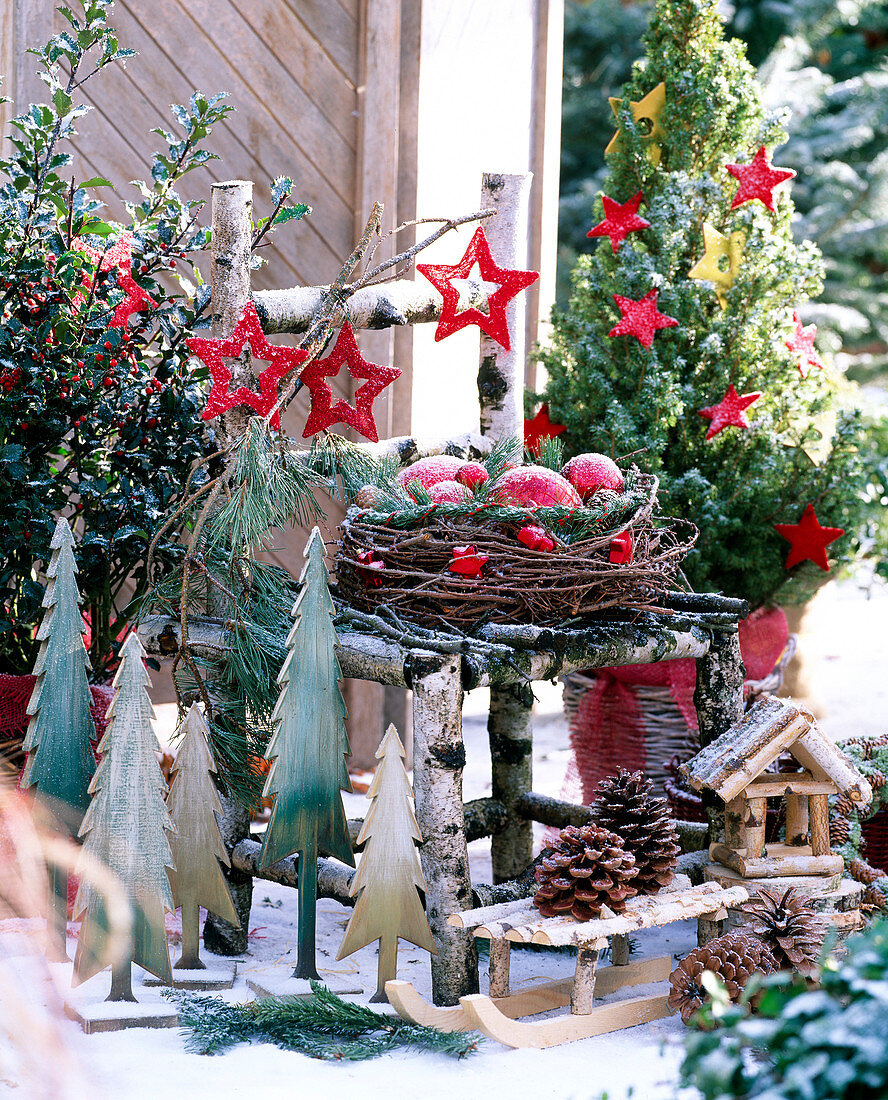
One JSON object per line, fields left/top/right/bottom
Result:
{"left": 681, "top": 695, "right": 871, "bottom": 879}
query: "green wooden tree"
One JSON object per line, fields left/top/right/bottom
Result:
{"left": 337, "top": 724, "right": 437, "bottom": 1002}
{"left": 20, "top": 517, "right": 96, "bottom": 955}
{"left": 259, "top": 527, "right": 354, "bottom": 981}
{"left": 73, "top": 632, "right": 175, "bottom": 1001}
{"left": 166, "top": 703, "right": 240, "bottom": 969}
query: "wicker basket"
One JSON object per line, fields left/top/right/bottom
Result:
{"left": 335, "top": 472, "right": 697, "bottom": 632}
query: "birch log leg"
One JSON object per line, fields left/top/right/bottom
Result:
{"left": 570, "top": 947, "right": 600, "bottom": 1015}
{"left": 611, "top": 933, "right": 630, "bottom": 967}
{"left": 488, "top": 682, "right": 534, "bottom": 883}
{"left": 488, "top": 938, "right": 511, "bottom": 998}
{"left": 477, "top": 173, "right": 532, "bottom": 441}
{"left": 693, "top": 629, "right": 745, "bottom": 844}
{"left": 203, "top": 181, "right": 255, "bottom": 957}
{"left": 410, "top": 653, "right": 478, "bottom": 1005}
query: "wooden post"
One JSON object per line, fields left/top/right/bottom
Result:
{"left": 488, "top": 938, "right": 511, "bottom": 998}
{"left": 724, "top": 795, "right": 747, "bottom": 850}
{"left": 611, "top": 933, "right": 630, "bottom": 967}
{"left": 477, "top": 172, "right": 533, "bottom": 443}
{"left": 570, "top": 946, "right": 599, "bottom": 1015}
{"left": 409, "top": 653, "right": 478, "bottom": 1005}
{"left": 785, "top": 793, "right": 810, "bottom": 847}
{"left": 809, "top": 793, "right": 831, "bottom": 856}
{"left": 488, "top": 682, "right": 534, "bottom": 883}
{"left": 693, "top": 629, "right": 745, "bottom": 843}
{"left": 202, "top": 180, "right": 255, "bottom": 957}
{"left": 745, "top": 796, "right": 767, "bottom": 859}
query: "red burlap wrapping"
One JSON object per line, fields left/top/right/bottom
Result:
{"left": 565, "top": 607, "right": 789, "bottom": 805}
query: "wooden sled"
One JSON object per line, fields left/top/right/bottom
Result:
{"left": 387, "top": 876, "right": 749, "bottom": 1048}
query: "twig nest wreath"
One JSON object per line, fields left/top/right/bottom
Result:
{"left": 336, "top": 450, "right": 697, "bottom": 630}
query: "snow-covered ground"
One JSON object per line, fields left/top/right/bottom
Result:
{"left": 2, "top": 579, "right": 885, "bottom": 1100}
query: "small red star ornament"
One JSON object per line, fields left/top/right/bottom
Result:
{"left": 587, "top": 192, "right": 650, "bottom": 253}
{"left": 416, "top": 227, "right": 539, "bottom": 350}
{"left": 726, "top": 147, "right": 796, "bottom": 212}
{"left": 698, "top": 384, "right": 762, "bottom": 440}
{"left": 608, "top": 288, "right": 678, "bottom": 348}
{"left": 785, "top": 311, "right": 825, "bottom": 378}
{"left": 356, "top": 549, "right": 386, "bottom": 587}
{"left": 299, "top": 322, "right": 401, "bottom": 443}
{"left": 609, "top": 531, "right": 634, "bottom": 564}
{"left": 71, "top": 231, "right": 158, "bottom": 327}
{"left": 449, "top": 545, "right": 489, "bottom": 577}
{"left": 186, "top": 302, "right": 308, "bottom": 430}
{"left": 774, "top": 504, "right": 844, "bottom": 571}
{"left": 524, "top": 403, "right": 566, "bottom": 457}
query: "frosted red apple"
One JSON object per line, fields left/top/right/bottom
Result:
{"left": 561, "top": 453, "right": 625, "bottom": 499}
{"left": 493, "top": 465, "right": 582, "bottom": 509}
{"left": 428, "top": 480, "right": 472, "bottom": 505}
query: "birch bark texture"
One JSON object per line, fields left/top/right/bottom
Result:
{"left": 337, "top": 724, "right": 436, "bottom": 1002}
{"left": 166, "top": 704, "right": 240, "bottom": 969}
{"left": 73, "top": 633, "right": 175, "bottom": 999}
{"left": 259, "top": 527, "right": 355, "bottom": 980}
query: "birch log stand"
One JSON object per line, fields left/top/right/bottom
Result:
{"left": 139, "top": 175, "right": 749, "bottom": 1008}
{"left": 385, "top": 875, "right": 748, "bottom": 1048}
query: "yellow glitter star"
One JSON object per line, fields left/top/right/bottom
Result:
{"left": 605, "top": 83, "right": 667, "bottom": 166}
{"left": 688, "top": 222, "right": 745, "bottom": 309}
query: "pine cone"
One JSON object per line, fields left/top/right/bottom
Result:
{"left": 739, "top": 887, "right": 826, "bottom": 970}
{"left": 849, "top": 857, "right": 884, "bottom": 886}
{"left": 533, "top": 824, "right": 638, "bottom": 920}
{"left": 591, "top": 769, "right": 681, "bottom": 894}
{"left": 668, "top": 931, "right": 778, "bottom": 1025}
{"left": 830, "top": 815, "right": 851, "bottom": 846}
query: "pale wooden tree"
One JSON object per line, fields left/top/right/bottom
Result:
{"left": 259, "top": 527, "right": 354, "bottom": 980}
{"left": 166, "top": 703, "right": 240, "bottom": 969}
{"left": 337, "top": 724, "right": 437, "bottom": 1001}
{"left": 20, "top": 518, "right": 97, "bottom": 955}
{"left": 73, "top": 632, "right": 175, "bottom": 1001}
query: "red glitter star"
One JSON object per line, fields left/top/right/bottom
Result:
{"left": 785, "top": 311, "right": 825, "bottom": 378}
{"left": 608, "top": 288, "right": 678, "bottom": 348}
{"left": 726, "top": 146, "right": 796, "bottom": 212}
{"left": 698, "top": 384, "right": 762, "bottom": 440}
{"left": 449, "top": 545, "right": 489, "bottom": 577}
{"left": 299, "top": 323, "right": 401, "bottom": 443}
{"left": 586, "top": 191, "right": 651, "bottom": 254}
{"left": 524, "top": 403, "right": 567, "bottom": 457}
{"left": 71, "top": 231, "right": 157, "bottom": 327}
{"left": 186, "top": 302, "right": 308, "bottom": 430}
{"left": 417, "top": 226, "right": 539, "bottom": 351}
{"left": 774, "top": 504, "right": 844, "bottom": 571}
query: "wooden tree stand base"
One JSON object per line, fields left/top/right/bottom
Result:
{"left": 142, "top": 961, "right": 238, "bottom": 990}
{"left": 388, "top": 876, "right": 748, "bottom": 1048}
{"left": 701, "top": 863, "right": 864, "bottom": 941}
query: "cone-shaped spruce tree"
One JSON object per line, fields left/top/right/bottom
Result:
{"left": 73, "top": 632, "right": 174, "bottom": 1000}
{"left": 166, "top": 703, "right": 240, "bottom": 970}
{"left": 20, "top": 518, "right": 96, "bottom": 955}
{"left": 540, "top": 0, "right": 866, "bottom": 610}
{"left": 337, "top": 724, "right": 437, "bottom": 1002}
{"left": 259, "top": 527, "right": 354, "bottom": 981}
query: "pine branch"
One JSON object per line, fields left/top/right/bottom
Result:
{"left": 164, "top": 984, "right": 481, "bottom": 1060}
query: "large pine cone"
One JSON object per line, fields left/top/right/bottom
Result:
{"left": 533, "top": 824, "right": 638, "bottom": 920}
{"left": 591, "top": 769, "right": 681, "bottom": 894}
{"left": 739, "top": 887, "right": 826, "bottom": 971}
{"left": 668, "top": 930, "right": 778, "bottom": 1025}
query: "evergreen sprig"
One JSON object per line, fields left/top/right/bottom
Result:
{"left": 164, "top": 984, "right": 481, "bottom": 1061}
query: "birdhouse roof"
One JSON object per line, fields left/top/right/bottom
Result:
{"left": 680, "top": 694, "right": 871, "bottom": 806}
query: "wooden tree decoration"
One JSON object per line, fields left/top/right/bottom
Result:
{"left": 259, "top": 527, "right": 355, "bottom": 980}
{"left": 166, "top": 703, "right": 240, "bottom": 969}
{"left": 73, "top": 633, "right": 175, "bottom": 1001}
{"left": 20, "top": 518, "right": 97, "bottom": 954}
{"left": 337, "top": 724, "right": 437, "bottom": 1002}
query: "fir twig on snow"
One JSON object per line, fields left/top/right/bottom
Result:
{"left": 164, "top": 984, "right": 480, "bottom": 1060}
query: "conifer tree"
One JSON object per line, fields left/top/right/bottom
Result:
{"left": 259, "top": 528, "right": 354, "bottom": 981}
{"left": 337, "top": 724, "right": 436, "bottom": 1002}
{"left": 542, "top": 0, "right": 867, "bottom": 609}
{"left": 166, "top": 704, "right": 240, "bottom": 970}
{"left": 20, "top": 518, "right": 96, "bottom": 954}
{"left": 73, "top": 632, "right": 174, "bottom": 1001}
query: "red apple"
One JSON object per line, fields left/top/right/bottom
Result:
{"left": 493, "top": 465, "right": 583, "bottom": 509}
{"left": 455, "top": 461, "right": 489, "bottom": 490}
{"left": 561, "top": 453, "right": 625, "bottom": 499}
{"left": 397, "top": 455, "right": 467, "bottom": 494}
{"left": 428, "top": 479, "right": 472, "bottom": 505}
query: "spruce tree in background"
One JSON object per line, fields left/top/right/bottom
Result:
{"left": 541, "top": 0, "right": 866, "bottom": 609}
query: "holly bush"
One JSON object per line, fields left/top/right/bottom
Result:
{"left": 681, "top": 919, "right": 888, "bottom": 1100}
{"left": 0, "top": 0, "right": 230, "bottom": 675}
